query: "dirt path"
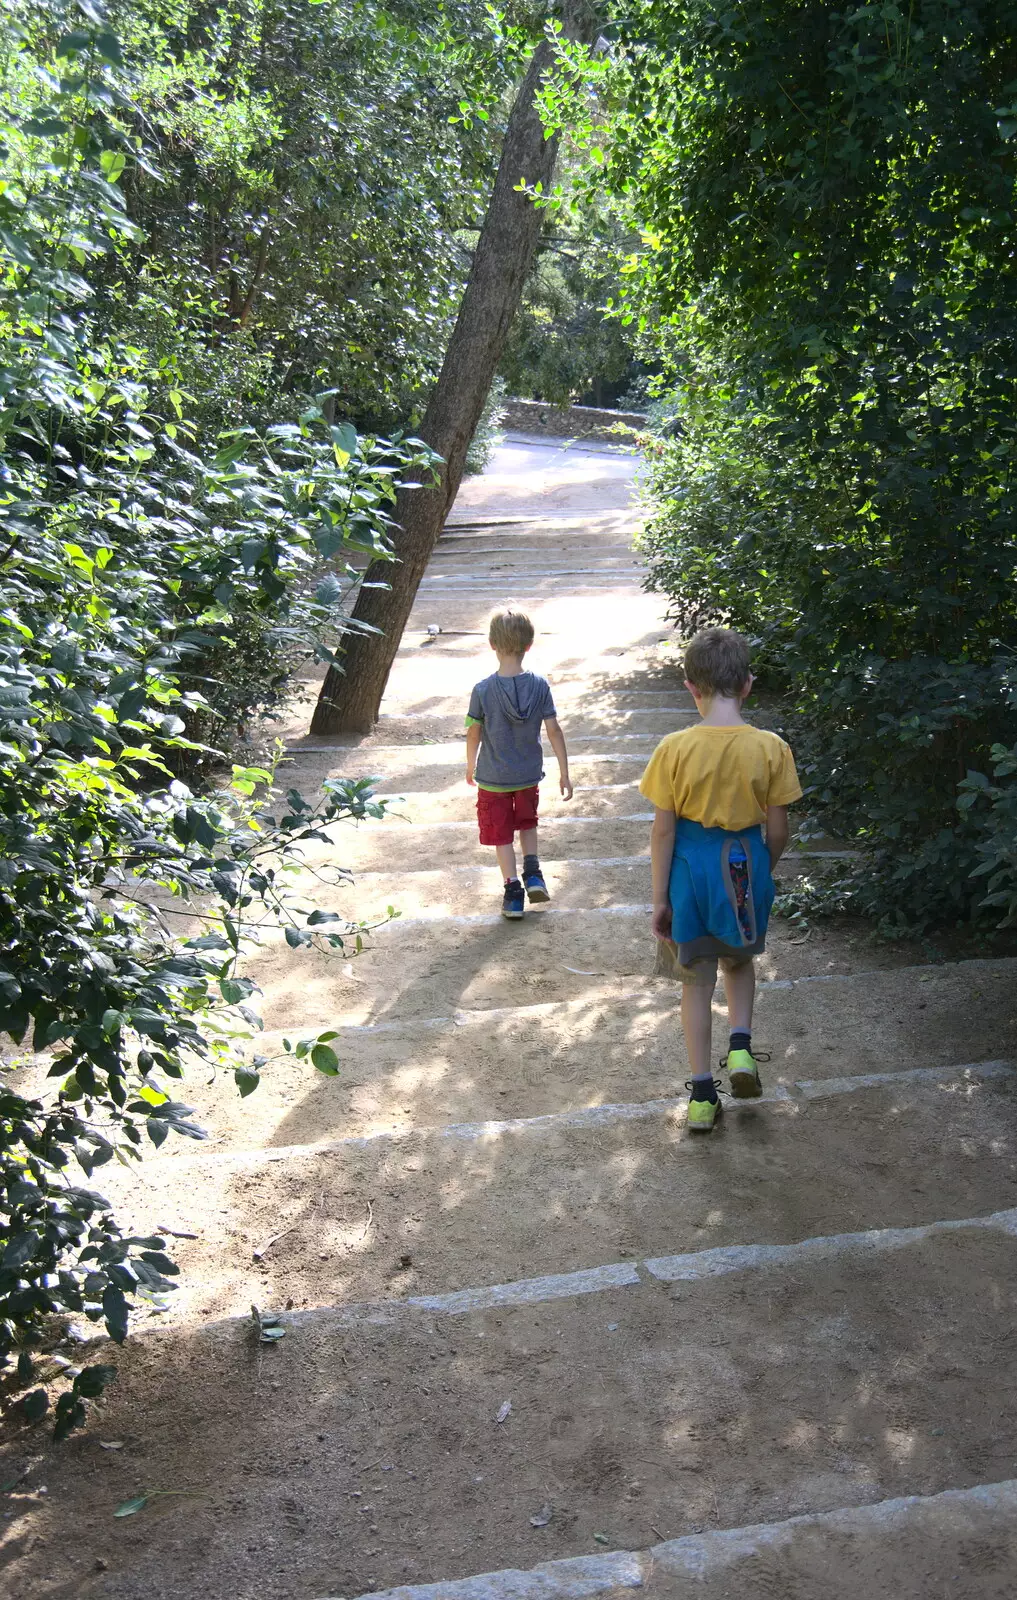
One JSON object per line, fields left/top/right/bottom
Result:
{"left": 4, "top": 434, "right": 1017, "bottom": 1598}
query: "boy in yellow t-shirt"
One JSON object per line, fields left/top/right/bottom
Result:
{"left": 640, "top": 627, "right": 802, "bottom": 1132}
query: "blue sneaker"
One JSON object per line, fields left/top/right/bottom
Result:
{"left": 523, "top": 867, "right": 550, "bottom": 904}
{"left": 501, "top": 879, "right": 525, "bottom": 920}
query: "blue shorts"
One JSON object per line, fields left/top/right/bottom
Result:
{"left": 667, "top": 818, "right": 774, "bottom": 969}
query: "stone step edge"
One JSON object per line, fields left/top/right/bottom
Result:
{"left": 146, "top": 1060, "right": 1013, "bottom": 1174}
{"left": 376, "top": 708, "right": 690, "bottom": 720}
{"left": 335, "top": 956, "right": 1017, "bottom": 1033}
{"left": 131, "top": 1203, "right": 1017, "bottom": 1346}
{"left": 442, "top": 515, "right": 638, "bottom": 529}
{"left": 350, "top": 850, "right": 855, "bottom": 880}
{"left": 326, "top": 1476, "right": 1017, "bottom": 1600}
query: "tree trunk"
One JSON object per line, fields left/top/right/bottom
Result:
{"left": 312, "top": 13, "right": 595, "bottom": 735}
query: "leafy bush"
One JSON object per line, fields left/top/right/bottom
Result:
{"left": 613, "top": 0, "right": 1017, "bottom": 934}
{"left": 464, "top": 376, "right": 507, "bottom": 475}
{"left": 0, "top": 1, "right": 437, "bottom": 1433}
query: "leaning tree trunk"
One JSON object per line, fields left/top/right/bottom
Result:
{"left": 311, "top": 10, "right": 596, "bottom": 735}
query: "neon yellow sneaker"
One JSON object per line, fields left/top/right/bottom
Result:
{"left": 725, "top": 1049, "right": 763, "bottom": 1099}
{"left": 686, "top": 1079, "right": 723, "bottom": 1133}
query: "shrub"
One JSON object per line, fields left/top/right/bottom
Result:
{"left": 0, "top": 1, "right": 436, "bottom": 1433}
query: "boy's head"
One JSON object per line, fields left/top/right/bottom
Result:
{"left": 489, "top": 606, "right": 534, "bottom": 658}
{"left": 684, "top": 627, "right": 752, "bottom": 700}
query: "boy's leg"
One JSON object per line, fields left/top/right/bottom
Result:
{"left": 680, "top": 961, "right": 722, "bottom": 1132}
{"left": 478, "top": 789, "right": 524, "bottom": 918}
{"left": 720, "top": 956, "right": 763, "bottom": 1098}
{"left": 721, "top": 955, "right": 755, "bottom": 1033}
{"left": 495, "top": 842, "right": 518, "bottom": 881}
{"left": 681, "top": 980, "right": 714, "bottom": 1077}
{"left": 518, "top": 796, "right": 549, "bottom": 903}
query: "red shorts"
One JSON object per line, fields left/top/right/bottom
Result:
{"left": 477, "top": 785, "right": 539, "bottom": 846}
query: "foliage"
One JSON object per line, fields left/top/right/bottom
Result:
{"left": 499, "top": 214, "right": 638, "bottom": 405}
{"left": 608, "top": 0, "right": 1017, "bottom": 933}
{"left": 464, "top": 375, "right": 507, "bottom": 475}
{"left": 100, "top": 0, "right": 517, "bottom": 434}
{"left": 0, "top": 0, "right": 439, "bottom": 1433}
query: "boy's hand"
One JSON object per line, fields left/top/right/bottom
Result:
{"left": 560, "top": 775, "right": 574, "bottom": 801}
{"left": 465, "top": 769, "right": 476, "bottom": 787}
{"left": 651, "top": 902, "right": 673, "bottom": 942}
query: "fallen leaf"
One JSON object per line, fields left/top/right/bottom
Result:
{"left": 495, "top": 1400, "right": 511, "bottom": 1424}
{"left": 530, "top": 1503, "right": 553, "bottom": 1528}
{"left": 114, "top": 1494, "right": 147, "bottom": 1518}
{"left": 593, "top": 1532, "right": 610, "bottom": 1545}
{"left": 99, "top": 1441, "right": 125, "bottom": 1451}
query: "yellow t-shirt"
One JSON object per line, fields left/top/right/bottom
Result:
{"left": 639, "top": 724, "right": 802, "bottom": 831}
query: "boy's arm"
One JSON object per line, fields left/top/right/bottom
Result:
{"left": 650, "top": 805, "right": 676, "bottom": 941}
{"left": 544, "top": 716, "right": 573, "bottom": 800}
{"left": 465, "top": 721, "right": 482, "bottom": 786}
{"left": 765, "top": 804, "right": 790, "bottom": 869}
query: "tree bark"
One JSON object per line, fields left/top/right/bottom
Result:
{"left": 312, "top": 12, "right": 595, "bottom": 735}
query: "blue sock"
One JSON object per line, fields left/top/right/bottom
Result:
{"left": 729, "top": 1030, "right": 751, "bottom": 1054}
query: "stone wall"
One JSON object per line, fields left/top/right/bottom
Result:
{"left": 500, "top": 396, "right": 647, "bottom": 443}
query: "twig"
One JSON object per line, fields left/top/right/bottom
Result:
{"left": 252, "top": 1225, "right": 296, "bottom": 1262}
{"left": 361, "top": 1200, "right": 374, "bottom": 1239}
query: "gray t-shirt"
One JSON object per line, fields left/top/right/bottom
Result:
{"left": 466, "top": 671, "right": 556, "bottom": 789}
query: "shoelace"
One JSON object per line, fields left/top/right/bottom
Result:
{"left": 684, "top": 1076, "right": 727, "bottom": 1098}
{"left": 718, "top": 1050, "right": 771, "bottom": 1070}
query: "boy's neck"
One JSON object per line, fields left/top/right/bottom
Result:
{"left": 495, "top": 652, "right": 528, "bottom": 678}
{"left": 697, "top": 693, "right": 746, "bottom": 726}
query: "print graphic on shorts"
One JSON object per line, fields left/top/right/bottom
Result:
{"left": 728, "top": 843, "right": 753, "bottom": 944}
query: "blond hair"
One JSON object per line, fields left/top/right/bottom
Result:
{"left": 489, "top": 606, "right": 535, "bottom": 655}
{"left": 684, "top": 627, "right": 751, "bottom": 697}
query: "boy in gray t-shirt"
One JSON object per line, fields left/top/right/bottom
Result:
{"left": 465, "top": 607, "right": 573, "bottom": 920}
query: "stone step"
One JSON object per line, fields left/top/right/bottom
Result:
{"left": 372, "top": 690, "right": 697, "bottom": 718}
{"left": 99, "top": 1066, "right": 1017, "bottom": 1324}
{"left": 405, "top": 590, "right": 666, "bottom": 642}
{"left": 163, "top": 959, "right": 1017, "bottom": 1152}
{"left": 336, "top": 816, "right": 657, "bottom": 870}
{"left": 346, "top": 1478, "right": 1017, "bottom": 1600}
{"left": 370, "top": 707, "right": 697, "bottom": 743}
{"left": 285, "top": 749, "right": 654, "bottom": 796}
{"left": 419, "top": 563, "right": 643, "bottom": 583}
{"left": 429, "top": 547, "right": 638, "bottom": 562}
{"left": 334, "top": 853, "right": 841, "bottom": 918}
{"left": 144, "top": 1061, "right": 1017, "bottom": 1173}
{"left": 442, "top": 510, "right": 639, "bottom": 535}
{"left": 34, "top": 1217, "right": 1017, "bottom": 1599}
{"left": 245, "top": 902, "right": 884, "bottom": 1027}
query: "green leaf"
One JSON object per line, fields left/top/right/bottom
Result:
{"left": 139, "top": 1250, "right": 179, "bottom": 1275}
{"left": 234, "top": 1067, "right": 261, "bottom": 1097}
{"left": 220, "top": 977, "right": 254, "bottom": 1005}
{"left": 3, "top": 1232, "right": 37, "bottom": 1270}
{"left": 100, "top": 150, "right": 127, "bottom": 182}
{"left": 56, "top": 29, "right": 93, "bottom": 56}
{"left": 114, "top": 1495, "right": 148, "bottom": 1518}
{"left": 330, "top": 422, "right": 358, "bottom": 463}
{"left": 311, "top": 1043, "right": 340, "bottom": 1075}
{"left": 103, "top": 1285, "right": 130, "bottom": 1344}
{"left": 95, "top": 29, "right": 125, "bottom": 66}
